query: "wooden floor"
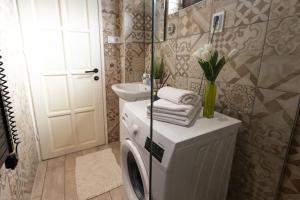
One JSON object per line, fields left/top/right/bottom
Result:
{"left": 31, "top": 142, "right": 128, "bottom": 200}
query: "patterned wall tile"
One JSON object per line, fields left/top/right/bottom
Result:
{"left": 102, "top": 0, "right": 120, "bottom": 14}
{"left": 166, "top": 13, "right": 179, "bottom": 40}
{"left": 104, "top": 43, "right": 120, "bottom": 58}
{"left": 219, "top": 55, "right": 261, "bottom": 87}
{"left": 159, "top": 39, "right": 177, "bottom": 77}
{"left": 144, "top": 43, "right": 152, "bottom": 73}
{"left": 174, "top": 76, "right": 189, "bottom": 90}
{"left": 178, "top": 0, "right": 212, "bottom": 37}
{"left": 264, "top": 16, "right": 300, "bottom": 56}
{"left": 102, "top": 0, "right": 122, "bottom": 143}
{"left": 213, "top": 22, "right": 267, "bottom": 56}
{"left": 125, "top": 42, "right": 145, "bottom": 72}
{"left": 106, "top": 96, "right": 120, "bottom": 143}
{"left": 248, "top": 88, "right": 299, "bottom": 158}
{"left": 258, "top": 55, "right": 300, "bottom": 93}
{"left": 105, "top": 67, "right": 121, "bottom": 98}
{"left": 188, "top": 77, "right": 202, "bottom": 94}
{"left": 213, "top": 0, "right": 238, "bottom": 29}
{"left": 125, "top": 69, "right": 144, "bottom": 82}
{"left": 280, "top": 109, "right": 300, "bottom": 200}
{"left": 124, "top": 12, "right": 145, "bottom": 43}
{"left": 216, "top": 82, "right": 255, "bottom": 114}
{"left": 102, "top": 12, "right": 121, "bottom": 42}
{"left": 228, "top": 141, "right": 283, "bottom": 200}
{"left": 270, "top": 0, "right": 300, "bottom": 20}
{"left": 234, "top": 0, "right": 271, "bottom": 26}
{"left": 123, "top": 0, "right": 144, "bottom": 13}
{"left": 176, "top": 33, "right": 209, "bottom": 78}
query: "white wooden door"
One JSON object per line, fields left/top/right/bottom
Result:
{"left": 18, "top": 0, "right": 106, "bottom": 159}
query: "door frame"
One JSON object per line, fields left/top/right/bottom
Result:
{"left": 17, "top": 0, "right": 109, "bottom": 160}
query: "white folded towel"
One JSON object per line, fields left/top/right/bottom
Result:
{"left": 147, "top": 99, "right": 198, "bottom": 116}
{"left": 157, "top": 86, "right": 200, "bottom": 105}
{"left": 147, "top": 105, "right": 201, "bottom": 126}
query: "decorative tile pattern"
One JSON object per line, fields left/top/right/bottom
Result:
{"left": 270, "top": 0, "right": 300, "bottom": 20}
{"left": 219, "top": 55, "right": 261, "bottom": 86}
{"left": 102, "top": 0, "right": 120, "bottom": 14}
{"left": 234, "top": 0, "right": 272, "bottom": 26}
{"left": 104, "top": 43, "right": 120, "bottom": 58}
{"left": 125, "top": 43, "right": 145, "bottom": 72}
{"left": 102, "top": 0, "right": 122, "bottom": 143}
{"left": 216, "top": 82, "right": 255, "bottom": 114}
{"left": 228, "top": 141, "right": 283, "bottom": 200}
{"left": 159, "top": 40, "right": 177, "bottom": 77}
{"left": 124, "top": 11, "right": 146, "bottom": 43}
{"left": 106, "top": 67, "right": 121, "bottom": 98}
{"left": 176, "top": 33, "right": 209, "bottom": 78}
{"left": 280, "top": 107, "right": 300, "bottom": 200}
{"left": 213, "top": 22, "right": 267, "bottom": 56}
{"left": 166, "top": 13, "right": 179, "bottom": 40}
{"left": 178, "top": 0, "right": 212, "bottom": 37}
{"left": 258, "top": 55, "right": 300, "bottom": 93}
{"left": 174, "top": 76, "right": 189, "bottom": 90}
{"left": 102, "top": 12, "right": 121, "bottom": 42}
{"left": 264, "top": 16, "right": 300, "bottom": 56}
{"left": 106, "top": 96, "right": 120, "bottom": 143}
{"left": 248, "top": 89, "right": 299, "bottom": 158}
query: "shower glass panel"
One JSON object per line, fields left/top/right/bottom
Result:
{"left": 148, "top": 0, "right": 300, "bottom": 200}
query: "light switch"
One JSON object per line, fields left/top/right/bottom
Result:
{"left": 107, "top": 36, "right": 121, "bottom": 44}
{"left": 211, "top": 11, "right": 225, "bottom": 33}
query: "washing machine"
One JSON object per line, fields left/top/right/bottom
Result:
{"left": 121, "top": 100, "right": 241, "bottom": 200}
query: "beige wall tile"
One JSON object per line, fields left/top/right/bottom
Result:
{"left": 228, "top": 141, "right": 283, "bottom": 200}
{"left": 234, "top": 0, "right": 271, "bottom": 26}
{"left": 213, "top": 22, "right": 267, "bottom": 56}
{"left": 178, "top": 0, "right": 212, "bottom": 37}
{"left": 270, "top": 0, "right": 300, "bottom": 20}
{"left": 264, "top": 16, "right": 300, "bottom": 56}
{"left": 248, "top": 88, "right": 300, "bottom": 158}
{"left": 258, "top": 55, "right": 300, "bottom": 93}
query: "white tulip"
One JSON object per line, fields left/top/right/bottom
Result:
{"left": 192, "top": 48, "right": 204, "bottom": 59}
{"left": 201, "top": 49, "right": 212, "bottom": 61}
{"left": 227, "top": 49, "right": 238, "bottom": 60}
{"left": 204, "top": 43, "right": 213, "bottom": 52}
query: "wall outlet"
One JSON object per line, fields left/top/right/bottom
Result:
{"left": 107, "top": 36, "right": 121, "bottom": 44}
{"left": 211, "top": 11, "right": 225, "bottom": 33}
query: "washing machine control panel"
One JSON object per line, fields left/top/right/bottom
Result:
{"left": 144, "top": 137, "right": 165, "bottom": 162}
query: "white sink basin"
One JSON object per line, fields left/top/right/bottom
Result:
{"left": 112, "top": 82, "right": 151, "bottom": 102}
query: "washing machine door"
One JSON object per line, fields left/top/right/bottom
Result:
{"left": 122, "top": 139, "right": 149, "bottom": 200}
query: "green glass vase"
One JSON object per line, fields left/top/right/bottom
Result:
{"left": 203, "top": 81, "right": 217, "bottom": 118}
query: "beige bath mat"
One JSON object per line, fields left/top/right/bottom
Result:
{"left": 75, "top": 148, "right": 122, "bottom": 200}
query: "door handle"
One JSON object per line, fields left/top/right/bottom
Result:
{"left": 85, "top": 68, "right": 99, "bottom": 74}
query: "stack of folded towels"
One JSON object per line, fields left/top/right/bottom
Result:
{"left": 147, "top": 86, "right": 201, "bottom": 126}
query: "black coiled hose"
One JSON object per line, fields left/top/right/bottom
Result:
{"left": 0, "top": 54, "right": 20, "bottom": 169}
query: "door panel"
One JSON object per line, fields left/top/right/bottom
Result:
{"left": 49, "top": 115, "right": 74, "bottom": 149}
{"left": 66, "top": 32, "right": 91, "bottom": 69}
{"left": 37, "top": 30, "right": 66, "bottom": 71}
{"left": 75, "top": 111, "right": 97, "bottom": 143}
{"left": 65, "top": 0, "right": 89, "bottom": 29}
{"left": 35, "top": 0, "right": 61, "bottom": 28}
{"left": 73, "top": 75, "right": 95, "bottom": 109}
{"left": 18, "top": 0, "right": 106, "bottom": 159}
{"left": 44, "top": 75, "right": 70, "bottom": 112}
